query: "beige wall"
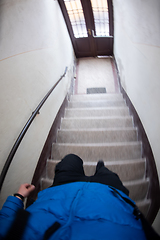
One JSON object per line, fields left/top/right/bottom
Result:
{"left": 113, "top": 0, "right": 160, "bottom": 232}
{"left": 0, "top": 0, "right": 75, "bottom": 207}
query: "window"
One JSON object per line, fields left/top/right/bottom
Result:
{"left": 91, "top": 0, "right": 109, "bottom": 36}
{"left": 64, "top": 0, "right": 88, "bottom": 38}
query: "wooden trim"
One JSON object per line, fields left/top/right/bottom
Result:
{"left": 75, "top": 59, "right": 79, "bottom": 94}
{"left": 110, "top": 57, "right": 120, "bottom": 93}
{"left": 112, "top": 57, "right": 160, "bottom": 223}
{"left": 121, "top": 88, "right": 160, "bottom": 223}
{"left": 57, "top": 0, "right": 114, "bottom": 58}
{"left": 57, "top": 0, "right": 77, "bottom": 56}
{"left": 108, "top": 0, "right": 114, "bottom": 37}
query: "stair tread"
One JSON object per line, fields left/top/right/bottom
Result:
{"left": 136, "top": 199, "right": 151, "bottom": 206}
{"left": 68, "top": 100, "right": 126, "bottom": 108}
{"left": 57, "top": 128, "right": 137, "bottom": 143}
{"left": 53, "top": 142, "right": 141, "bottom": 146}
{"left": 66, "top": 106, "right": 128, "bottom": 110}
{"left": 65, "top": 107, "right": 129, "bottom": 112}
{"left": 57, "top": 130, "right": 137, "bottom": 138}
{"left": 69, "top": 99, "right": 125, "bottom": 103}
{"left": 124, "top": 178, "right": 149, "bottom": 185}
{"left": 47, "top": 158, "right": 145, "bottom": 164}
{"left": 57, "top": 128, "right": 137, "bottom": 134}
{"left": 68, "top": 103, "right": 126, "bottom": 107}
{"left": 46, "top": 158, "right": 146, "bottom": 182}
{"left": 41, "top": 177, "right": 149, "bottom": 186}
{"left": 71, "top": 93, "right": 123, "bottom": 100}
{"left": 52, "top": 142, "right": 141, "bottom": 162}
{"left": 63, "top": 116, "right": 132, "bottom": 120}
{"left": 58, "top": 127, "right": 136, "bottom": 131}
{"left": 61, "top": 117, "right": 133, "bottom": 129}
{"left": 65, "top": 107, "right": 130, "bottom": 118}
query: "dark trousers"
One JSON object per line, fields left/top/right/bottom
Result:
{"left": 51, "top": 154, "right": 129, "bottom": 196}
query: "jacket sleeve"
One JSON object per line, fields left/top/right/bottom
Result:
{"left": 0, "top": 196, "right": 24, "bottom": 218}
{"left": 0, "top": 196, "right": 24, "bottom": 238}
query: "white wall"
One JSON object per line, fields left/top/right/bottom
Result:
{"left": 113, "top": 0, "right": 160, "bottom": 233}
{"left": 0, "top": 0, "right": 75, "bottom": 207}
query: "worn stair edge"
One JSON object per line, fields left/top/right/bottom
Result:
{"left": 40, "top": 178, "right": 149, "bottom": 202}
{"left": 46, "top": 159, "right": 146, "bottom": 182}
{"left": 65, "top": 107, "right": 130, "bottom": 118}
{"left": 57, "top": 128, "right": 138, "bottom": 144}
{"left": 61, "top": 117, "right": 134, "bottom": 129}
{"left": 51, "top": 142, "right": 142, "bottom": 161}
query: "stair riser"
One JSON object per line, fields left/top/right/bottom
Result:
{"left": 52, "top": 143, "right": 142, "bottom": 161}
{"left": 71, "top": 94, "right": 123, "bottom": 101}
{"left": 57, "top": 129, "right": 137, "bottom": 143}
{"left": 46, "top": 160, "right": 146, "bottom": 182}
{"left": 61, "top": 118, "right": 133, "bottom": 129}
{"left": 65, "top": 108, "right": 130, "bottom": 118}
{"left": 68, "top": 100, "right": 126, "bottom": 108}
{"left": 41, "top": 178, "right": 148, "bottom": 201}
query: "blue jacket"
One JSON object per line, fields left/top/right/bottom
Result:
{"left": 0, "top": 182, "right": 146, "bottom": 240}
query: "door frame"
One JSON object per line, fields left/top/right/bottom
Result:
{"left": 57, "top": 0, "right": 114, "bottom": 58}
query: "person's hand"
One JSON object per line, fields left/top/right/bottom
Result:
{"left": 17, "top": 183, "right": 35, "bottom": 198}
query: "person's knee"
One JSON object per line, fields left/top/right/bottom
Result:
{"left": 55, "top": 154, "right": 85, "bottom": 175}
{"left": 62, "top": 154, "right": 83, "bottom": 163}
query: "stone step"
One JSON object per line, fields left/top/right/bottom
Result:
{"left": 125, "top": 179, "right": 149, "bottom": 201}
{"left": 46, "top": 159, "right": 146, "bottom": 182}
{"left": 61, "top": 117, "right": 133, "bottom": 129}
{"left": 51, "top": 142, "right": 142, "bottom": 161}
{"left": 65, "top": 107, "right": 130, "bottom": 118}
{"left": 71, "top": 93, "right": 123, "bottom": 102}
{"left": 136, "top": 199, "right": 151, "bottom": 216}
{"left": 68, "top": 99, "right": 126, "bottom": 108}
{"left": 40, "top": 178, "right": 149, "bottom": 202}
{"left": 57, "top": 128, "right": 137, "bottom": 144}
{"left": 41, "top": 93, "right": 151, "bottom": 219}
{"left": 41, "top": 178, "right": 52, "bottom": 190}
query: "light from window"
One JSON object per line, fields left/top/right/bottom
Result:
{"left": 64, "top": 0, "right": 88, "bottom": 38}
{"left": 91, "top": 0, "right": 109, "bottom": 36}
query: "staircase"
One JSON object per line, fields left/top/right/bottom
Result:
{"left": 41, "top": 93, "right": 151, "bottom": 216}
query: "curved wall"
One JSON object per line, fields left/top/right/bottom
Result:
{"left": 0, "top": 0, "right": 75, "bottom": 207}
{"left": 113, "top": 0, "right": 160, "bottom": 233}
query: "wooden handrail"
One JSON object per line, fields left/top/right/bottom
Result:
{"left": 0, "top": 67, "right": 68, "bottom": 191}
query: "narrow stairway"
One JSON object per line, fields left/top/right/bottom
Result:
{"left": 41, "top": 93, "right": 151, "bottom": 216}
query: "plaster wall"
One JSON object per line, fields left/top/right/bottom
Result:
{"left": 113, "top": 0, "right": 160, "bottom": 232}
{"left": 0, "top": 0, "right": 75, "bottom": 207}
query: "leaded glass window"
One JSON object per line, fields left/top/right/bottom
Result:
{"left": 64, "top": 0, "right": 88, "bottom": 38}
{"left": 91, "top": 0, "right": 109, "bottom": 36}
